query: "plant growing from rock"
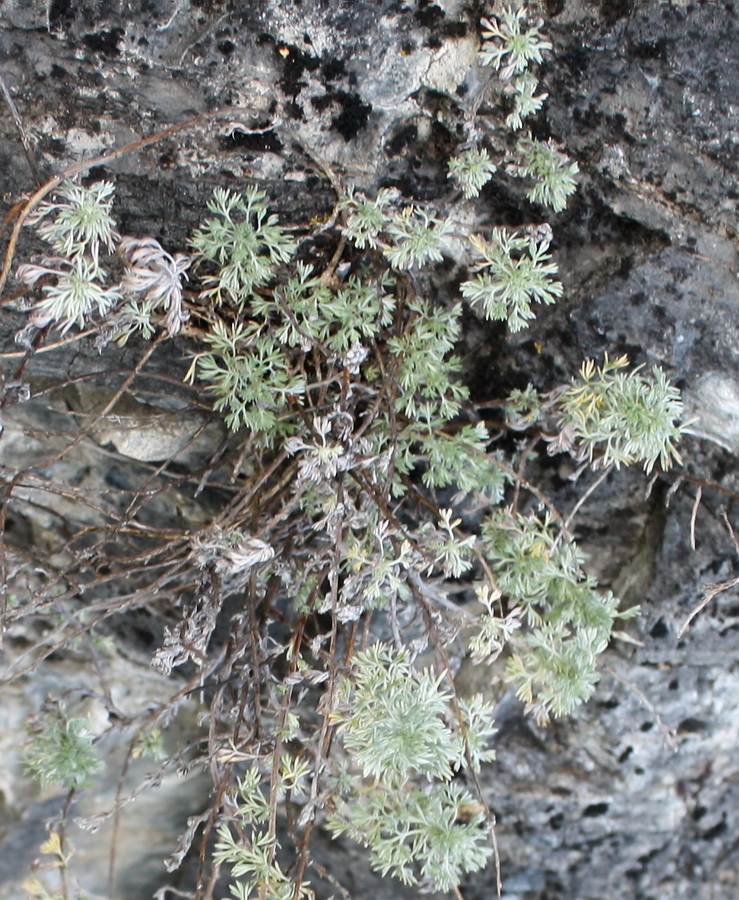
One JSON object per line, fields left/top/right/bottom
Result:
{"left": 1, "top": 7, "right": 688, "bottom": 900}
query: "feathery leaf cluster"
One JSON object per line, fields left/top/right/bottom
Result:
{"left": 251, "top": 262, "right": 395, "bottom": 354}
{"left": 338, "top": 187, "right": 396, "bottom": 249}
{"left": 329, "top": 781, "right": 492, "bottom": 893}
{"left": 187, "top": 318, "right": 305, "bottom": 438}
{"left": 461, "top": 227, "right": 563, "bottom": 331}
{"left": 18, "top": 256, "right": 121, "bottom": 334}
{"left": 339, "top": 190, "right": 454, "bottom": 267}
{"left": 384, "top": 206, "right": 454, "bottom": 269}
{"left": 387, "top": 296, "right": 466, "bottom": 419}
{"left": 506, "top": 72, "right": 549, "bottom": 130}
{"left": 337, "top": 645, "right": 464, "bottom": 782}
{"left": 479, "top": 6, "right": 552, "bottom": 78}
{"left": 24, "top": 709, "right": 103, "bottom": 790}
{"left": 517, "top": 136, "right": 580, "bottom": 212}
{"left": 190, "top": 186, "right": 296, "bottom": 306}
{"left": 558, "top": 355, "right": 685, "bottom": 471}
{"left": 214, "top": 826, "right": 312, "bottom": 900}
{"left": 16, "top": 179, "right": 198, "bottom": 340}
{"left": 17, "top": 180, "right": 121, "bottom": 333}
{"left": 330, "top": 646, "right": 495, "bottom": 891}
{"left": 482, "top": 511, "right": 637, "bottom": 719}
{"left": 448, "top": 148, "right": 497, "bottom": 199}
{"left": 29, "top": 179, "right": 118, "bottom": 263}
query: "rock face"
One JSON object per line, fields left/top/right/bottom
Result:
{"left": 1, "top": 2, "right": 739, "bottom": 899}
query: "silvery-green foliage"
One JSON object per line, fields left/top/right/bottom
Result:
{"left": 251, "top": 261, "right": 394, "bottom": 355}
{"left": 461, "top": 227, "right": 563, "bottom": 331}
{"left": 233, "top": 768, "right": 271, "bottom": 825}
{"left": 336, "top": 645, "right": 465, "bottom": 783}
{"left": 213, "top": 827, "right": 311, "bottom": 900}
{"left": 483, "top": 512, "right": 613, "bottom": 632}
{"left": 304, "top": 273, "right": 394, "bottom": 354}
{"left": 419, "top": 508, "right": 477, "bottom": 578}
{"left": 17, "top": 255, "right": 121, "bottom": 333}
{"left": 506, "top": 72, "right": 548, "bottom": 129}
{"left": 329, "top": 781, "right": 492, "bottom": 892}
{"left": 458, "top": 692, "right": 499, "bottom": 771}
{"left": 250, "top": 261, "right": 332, "bottom": 350}
{"left": 557, "top": 355, "right": 685, "bottom": 472}
{"left": 16, "top": 179, "right": 122, "bottom": 333}
{"left": 481, "top": 510, "right": 637, "bottom": 720}
{"left": 339, "top": 187, "right": 396, "bottom": 249}
{"left": 29, "top": 179, "right": 117, "bottom": 263}
{"left": 278, "top": 752, "right": 311, "bottom": 791}
{"left": 479, "top": 6, "right": 552, "bottom": 78}
{"left": 286, "top": 414, "right": 358, "bottom": 484}
{"left": 517, "top": 136, "right": 579, "bottom": 211}
{"left": 133, "top": 728, "right": 167, "bottom": 762}
{"left": 190, "top": 186, "right": 296, "bottom": 306}
{"left": 448, "top": 148, "right": 497, "bottom": 199}
{"left": 341, "top": 523, "right": 415, "bottom": 611}
{"left": 384, "top": 206, "right": 454, "bottom": 269}
{"left": 340, "top": 192, "right": 453, "bottom": 268}
{"left": 213, "top": 758, "right": 314, "bottom": 900}
{"left": 506, "top": 383, "right": 543, "bottom": 429}
{"left": 16, "top": 179, "right": 196, "bottom": 339}
{"left": 111, "top": 298, "right": 157, "bottom": 343}
{"left": 24, "top": 708, "right": 103, "bottom": 790}
{"left": 387, "top": 296, "right": 467, "bottom": 418}
{"left": 506, "top": 624, "right": 609, "bottom": 722}
{"left": 186, "top": 318, "right": 305, "bottom": 438}
{"left": 414, "top": 424, "right": 509, "bottom": 499}
{"left": 330, "top": 645, "right": 495, "bottom": 891}
{"left": 468, "top": 585, "right": 523, "bottom": 663}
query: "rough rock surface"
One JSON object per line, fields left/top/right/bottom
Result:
{"left": 1, "top": 1, "right": 739, "bottom": 899}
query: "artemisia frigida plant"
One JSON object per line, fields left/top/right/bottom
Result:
{"left": 2, "top": 6, "right": 685, "bottom": 899}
